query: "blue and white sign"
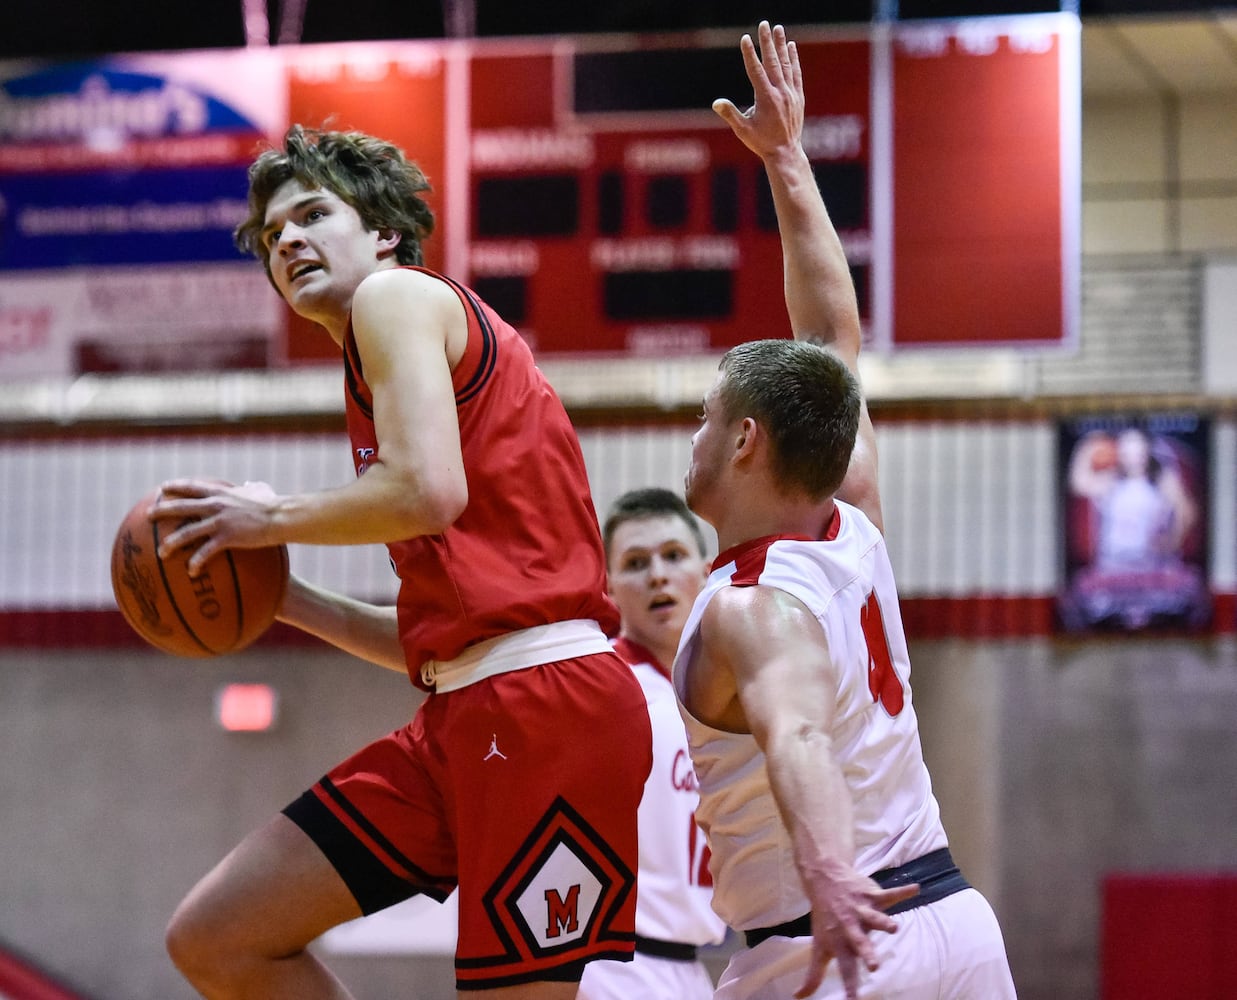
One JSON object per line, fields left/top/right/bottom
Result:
{"left": 0, "top": 51, "right": 287, "bottom": 375}
{"left": 0, "top": 61, "right": 277, "bottom": 270}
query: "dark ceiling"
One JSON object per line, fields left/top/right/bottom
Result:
{"left": 1, "top": 0, "right": 1233, "bottom": 61}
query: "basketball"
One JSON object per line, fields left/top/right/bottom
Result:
{"left": 110, "top": 488, "right": 290, "bottom": 658}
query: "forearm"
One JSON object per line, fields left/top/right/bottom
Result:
{"left": 764, "top": 724, "right": 857, "bottom": 882}
{"left": 763, "top": 145, "right": 876, "bottom": 524}
{"left": 278, "top": 575, "right": 409, "bottom": 674}
{"left": 270, "top": 461, "right": 461, "bottom": 548}
{"left": 762, "top": 145, "right": 863, "bottom": 357}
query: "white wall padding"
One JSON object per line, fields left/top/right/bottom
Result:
{"left": 2, "top": 417, "right": 1191, "bottom": 611}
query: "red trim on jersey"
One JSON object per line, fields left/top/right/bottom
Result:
{"left": 712, "top": 504, "right": 840, "bottom": 585}
{"left": 821, "top": 502, "right": 842, "bottom": 541}
{"left": 713, "top": 534, "right": 814, "bottom": 585}
{"left": 612, "top": 634, "right": 668, "bottom": 680}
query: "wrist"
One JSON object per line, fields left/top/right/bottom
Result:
{"left": 266, "top": 492, "right": 303, "bottom": 543}
{"left": 762, "top": 143, "right": 812, "bottom": 174}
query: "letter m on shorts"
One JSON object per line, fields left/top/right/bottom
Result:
{"left": 544, "top": 883, "right": 581, "bottom": 938}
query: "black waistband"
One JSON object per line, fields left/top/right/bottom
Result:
{"left": 743, "top": 847, "right": 970, "bottom": 949}
{"left": 634, "top": 934, "right": 699, "bottom": 961}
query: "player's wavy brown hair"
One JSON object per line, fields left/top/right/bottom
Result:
{"left": 234, "top": 125, "right": 435, "bottom": 275}
{"left": 717, "top": 339, "right": 860, "bottom": 500}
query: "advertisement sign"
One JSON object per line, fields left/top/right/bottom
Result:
{"left": 0, "top": 55, "right": 281, "bottom": 269}
{"left": 0, "top": 51, "right": 285, "bottom": 375}
{"left": 0, "top": 264, "right": 279, "bottom": 376}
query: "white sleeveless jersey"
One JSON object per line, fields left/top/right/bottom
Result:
{"left": 615, "top": 637, "right": 728, "bottom": 946}
{"left": 672, "top": 501, "right": 947, "bottom": 931}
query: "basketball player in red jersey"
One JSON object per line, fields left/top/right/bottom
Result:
{"left": 671, "top": 22, "right": 1017, "bottom": 1000}
{"left": 152, "top": 127, "right": 651, "bottom": 998}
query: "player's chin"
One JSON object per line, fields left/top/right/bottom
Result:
{"left": 645, "top": 614, "right": 684, "bottom": 649}
{"left": 652, "top": 607, "right": 688, "bottom": 635}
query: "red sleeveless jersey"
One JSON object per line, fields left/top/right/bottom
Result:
{"left": 341, "top": 267, "right": 619, "bottom": 685}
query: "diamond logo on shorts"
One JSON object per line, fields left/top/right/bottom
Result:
{"left": 515, "top": 841, "right": 602, "bottom": 946}
{"left": 481, "top": 796, "right": 635, "bottom": 960}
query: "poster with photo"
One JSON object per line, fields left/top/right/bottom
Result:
{"left": 1058, "top": 413, "right": 1211, "bottom": 633}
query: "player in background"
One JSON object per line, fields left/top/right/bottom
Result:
{"left": 578, "top": 488, "right": 729, "bottom": 1000}
{"left": 152, "top": 126, "right": 651, "bottom": 999}
{"left": 671, "top": 22, "right": 1017, "bottom": 1000}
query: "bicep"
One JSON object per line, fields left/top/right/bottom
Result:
{"left": 704, "top": 587, "right": 838, "bottom": 749}
{"left": 353, "top": 272, "right": 466, "bottom": 478}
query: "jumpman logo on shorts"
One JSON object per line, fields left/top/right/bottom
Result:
{"left": 484, "top": 733, "right": 508, "bottom": 761}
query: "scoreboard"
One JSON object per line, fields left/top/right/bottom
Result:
{"left": 458, "top": 15, "right": 1078, "bottom": 357}
{"left": 464, "top": 37, "right": 872, "bottom": 357}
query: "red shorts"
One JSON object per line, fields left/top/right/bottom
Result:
{"left": 284, "top": 650, "right": 652, "bottom": 990}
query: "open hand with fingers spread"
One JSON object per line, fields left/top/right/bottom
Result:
{"left": 795, "top": 863, "right": 920, "bottom": 999}
{"left": 712, "top": 21, "right": 804, "bottom": 164}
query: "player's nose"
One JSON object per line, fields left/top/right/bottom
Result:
{"left": 276, "top": 224, "right": 307, "bottom": 252}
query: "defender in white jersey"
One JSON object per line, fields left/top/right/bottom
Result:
{"left": 581, "top": 489, "right": 729, "bottom": 1000}
{"left": 672, "top": 22, "right": 1016, "bottom": 1000}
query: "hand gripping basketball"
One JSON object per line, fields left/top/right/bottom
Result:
{"left": 110, "top": 487, "right": 289, "bottom": 657}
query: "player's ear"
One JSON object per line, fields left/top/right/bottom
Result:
{"left": 376, "top": 229, "right": 402, "bottom": 257}
{"left": 734, "top": 417, "right": 759, "bottom": 459}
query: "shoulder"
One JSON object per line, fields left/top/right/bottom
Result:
{"left": 701, "top": 583, "right": 818, "bottom": 655}
{"left": 354, "top": 266, "right": 459, "bottom": 310}
{"left": 351, "top": 267, "right": 469, "bottom": 354}
{"left": 702, "top": 584, "right": 761, "bottom": 628}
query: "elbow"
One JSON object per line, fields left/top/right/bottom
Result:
{"left": 413, "top": 475, "right": 468, "bottom": 535}
{"left": 430, "top": 493, "right": 468, "bottom": 535}
{"left": 378, "top": 457, "right": 468, "bottom": 536}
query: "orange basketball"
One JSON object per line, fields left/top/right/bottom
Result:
{"left": 110, "top": 488, "right": 290, "bottom": 658}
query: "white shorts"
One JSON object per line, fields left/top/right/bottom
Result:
{"left": 715, "top": 889, "right": 1017, "bottom": 1000}
{"left": 579, "top": 951, "right": 716, "bottom": 1000}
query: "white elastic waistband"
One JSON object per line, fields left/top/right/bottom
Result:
{"left": 420, "top": 619, "right": 613, "bottom": 693}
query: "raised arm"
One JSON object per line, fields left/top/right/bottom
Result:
{"left": 714, "top": 22, "right": 861, "bottom": 365}
{"left": 716, "top": 22, "right": 882, "bottom": 529}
